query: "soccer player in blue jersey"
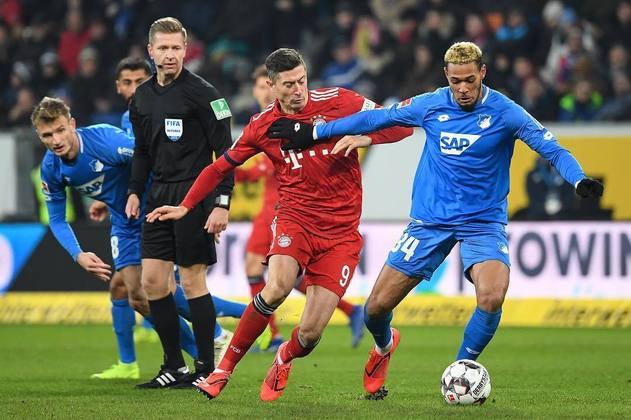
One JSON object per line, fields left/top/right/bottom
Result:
{"left": 32, "top": 96, "right": 200, "bottom": 379}
{"left": 268, "top": 41, "right": 604, "bottom": 394}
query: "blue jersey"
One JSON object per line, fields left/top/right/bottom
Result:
{"left": 121, "top": 110, "right": 133, "bottom": 138}
{"left": 316, "top": 85, "right": 585, "bottom": 225}
{"left": 40, "top": 124, "right": 140, "bottom": 260}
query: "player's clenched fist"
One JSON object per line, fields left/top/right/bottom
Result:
{"left": 146, "top": 205, "right": 189, "bottom": 222}
{"left": 267, "top": 117, "right": 316, "bottom": 150}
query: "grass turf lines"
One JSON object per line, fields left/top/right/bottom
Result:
{"left": 0, "top": 324, "right": 628, "bottom": 418}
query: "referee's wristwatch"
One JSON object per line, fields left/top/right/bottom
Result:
{"left": 214, "top": 194, "right": 231, "bottom": 210}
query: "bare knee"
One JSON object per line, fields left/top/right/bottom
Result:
{"left": 298, "top": 325, "right": 322, "bottom": 347}
{"left": 477, "top": 291, "right": 505, "bottom": 313}
{"left": 109, "top": 276, "right": 127, "bottom": 300}
{"left": 245, "top": 253, "right": 265, "bottom": 277}
{"left": 365, "top": 291, "right": 395, "bottom": 317}
{"left": 261, "top": 280, "right": 290, "bottom": 306}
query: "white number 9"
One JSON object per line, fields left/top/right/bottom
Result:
{"left": 339, "top": 264, "right": 351, "bottom": 287}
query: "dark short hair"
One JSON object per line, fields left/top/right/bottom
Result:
{"left": 264, "top": 48, "right": 307, "bottom": 82}
{"left": 115, "top": 57, "right": 152, "bottom": 79}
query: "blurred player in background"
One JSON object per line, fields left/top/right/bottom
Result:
{"left": 32, "top": 97, "right": 199, "bottom": 380}
{"left": 240, "top": 65, "right": 365, "bottom": 351}
{"left": 271, "top": 41, "right": 604, "bottom": 395}
{"left": 147, "top": 48, "right": 412, "bottom": 401}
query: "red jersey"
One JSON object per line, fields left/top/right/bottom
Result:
{"left": 183, "top": 87, "right": 413, "bottom": 239}
{"left": 234, "top": 154, "right": 279, "bottom": 217}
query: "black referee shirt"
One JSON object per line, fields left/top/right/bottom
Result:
{"left": 128, "top": 67, "right": 234, "bottom": 198}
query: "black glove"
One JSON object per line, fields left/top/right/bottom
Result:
{"left": 575, "top": 178, "right": 604, "bottom": 198}
{"left": 267, "top": 117, "right": 317, "bottom": 151}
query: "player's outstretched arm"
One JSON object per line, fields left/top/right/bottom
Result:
{"left": 76, "top": 252, "right": 112, "bottom": 282}
{"left": 146, "top": 205, "right": 189, "bottom": 223}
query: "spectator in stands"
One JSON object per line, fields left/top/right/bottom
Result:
{"left": 520, "top": 77, "right": 558, "bottom": 122}
{"left": 57, "top": 8, "right": 91, "bottom": 76}
{"left": 559, "top": 79, "right": 603, "bottom": 122}
{"left": 595, "top": 73, "right": 631, "bottom": 121}
{"left": 523, "top": 157, "right": 577, "bottom": 220}
{"left": 495, "top": 8, "right": 536, "bottom": 58}
{"left": 69, "top": 47, "right": 108, "bottom": 125}
{"left": 320, "top": 36, "right": 365, "bottom": 90}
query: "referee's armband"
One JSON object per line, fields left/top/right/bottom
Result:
{"left": 214, "top": 194, "right": 231, "bottom": 210}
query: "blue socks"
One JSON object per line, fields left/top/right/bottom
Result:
{"left": 212, "top": 295, "right": 246, "bottom": 318}
{"left": 111, "top": 299, "right": 136, "bottom": 363}
{"left": 363, "top": 304, "right": 393, "bottom": 349}
{"left": 173, "top": 284, "right": 192, "bottom": 319}
{"left": 456, "top": 306, "right": 502, "bottom": 361}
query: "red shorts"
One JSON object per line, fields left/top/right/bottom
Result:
{"left": 245, "top": 211, "right": 275, "bottom": 255}
{"left": 267, "top": 219, "right": 363, "bottom": 297}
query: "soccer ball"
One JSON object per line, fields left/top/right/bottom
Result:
{"left": 440, "top": 359, "right": 491, "bottom": 405}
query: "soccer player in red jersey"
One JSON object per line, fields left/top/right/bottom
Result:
{"left": 146, "top": 48, "right": 413, "bottom": 401}
{"left": 241, "top": 66, "right": 367, "bottom": 351}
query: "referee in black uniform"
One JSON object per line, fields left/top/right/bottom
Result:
{"left": 125, "top": 17, "right": 234, "bottom": 388}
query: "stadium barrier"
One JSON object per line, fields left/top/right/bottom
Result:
{"left": 1, "top": 221, "right": 629, "bottom": 327}
{"left": 1, "top": 293, "right": 630, "bottom": 328}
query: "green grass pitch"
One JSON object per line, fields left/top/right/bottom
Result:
{"left": 0, "top": 324, "right": 629, "bottom": 418}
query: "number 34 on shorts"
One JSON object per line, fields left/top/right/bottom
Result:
{"left": 391, "top": 232, "right": 419, "bottom": 261}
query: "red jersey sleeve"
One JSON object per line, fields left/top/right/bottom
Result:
{"left": 234, "top": 154, "right": 273, "bottom": 182}
{"left": 181, "top": 123, "right": 261, "bottom": 210}
{"left": 337, "top": 89, "right": 413, "bottom": 144}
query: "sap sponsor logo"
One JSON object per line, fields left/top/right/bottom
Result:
{"left": 76, "top": 175, "right": 105, "bottom": 197}
{"left": 437, "top": 114, "right": 450, "bottom": 122}
{"left": 89, "top": 159, "right": 104, "bottom": 172}
{"left": 477, "top": 114, "right": 492, "bottom": 129}
{"left": 117, "top": 147, "right": 134, "bottom": 157}
{"left": 164, "top": 118, "right": 183, "bottom": 141}
{"left": 439, "top": 131, "right": 481, "bottom": 155}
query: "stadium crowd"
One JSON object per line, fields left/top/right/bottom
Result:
{"left": 1, "top": 0, "right": 630, "bottom": 129}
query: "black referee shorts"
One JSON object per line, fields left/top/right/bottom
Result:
{"left": 142, "top": 180, "right": 217, "bottom": 267}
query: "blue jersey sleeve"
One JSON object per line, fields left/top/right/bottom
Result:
{"left": 40, "top": 160, "right": 82, "bottom": 260}
{"left": 120, "top": 110, "right": 134, "bottom": 138}
{"left": 316, "top": 94, "right": 431, "bottom": 139}
{"left": 504, "top": 103, "right": 585, "bottom": 186}
{"left": 87, "top": 124, "right": 135, "bottom": 167}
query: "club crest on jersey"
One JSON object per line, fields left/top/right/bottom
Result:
{"left": 477, "top": 114, "right": 492, "bottom": 129}
{"left": 164, "top": 119, "right": 183, "bottom": 141}
{"left": 89, "top": 159, "right": 104, "bottom": 172}
{"left": 311, "top": 114, "right": 326, "bottom": 126}
{"left": 277, "top": 234, "right": 292, "bottom": 248}
{"left": 439, "top": 131, "right": 481, "bottom": 155}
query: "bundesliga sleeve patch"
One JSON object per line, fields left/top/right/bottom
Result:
{"left": 361, "top": 98, "right": 376, "bottom": 111}
{"left": 396, "top": 98, "right": 412, "bottom": 109}
{"left": 211, "top": 98, "right": 232, "bottom": 120}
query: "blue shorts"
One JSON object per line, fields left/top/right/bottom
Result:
{"left": 110, "top": 221, "right": 141, "bottom": 271}
{"left": 385, "top": 221, "right": 510, "bottom": 282}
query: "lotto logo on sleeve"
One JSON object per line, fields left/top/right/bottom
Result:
{"left": 164, "top": 119, "right": 183, "bottom": 141}
{"left": 210, "top": 98, "right": 232, "bottom": 120}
